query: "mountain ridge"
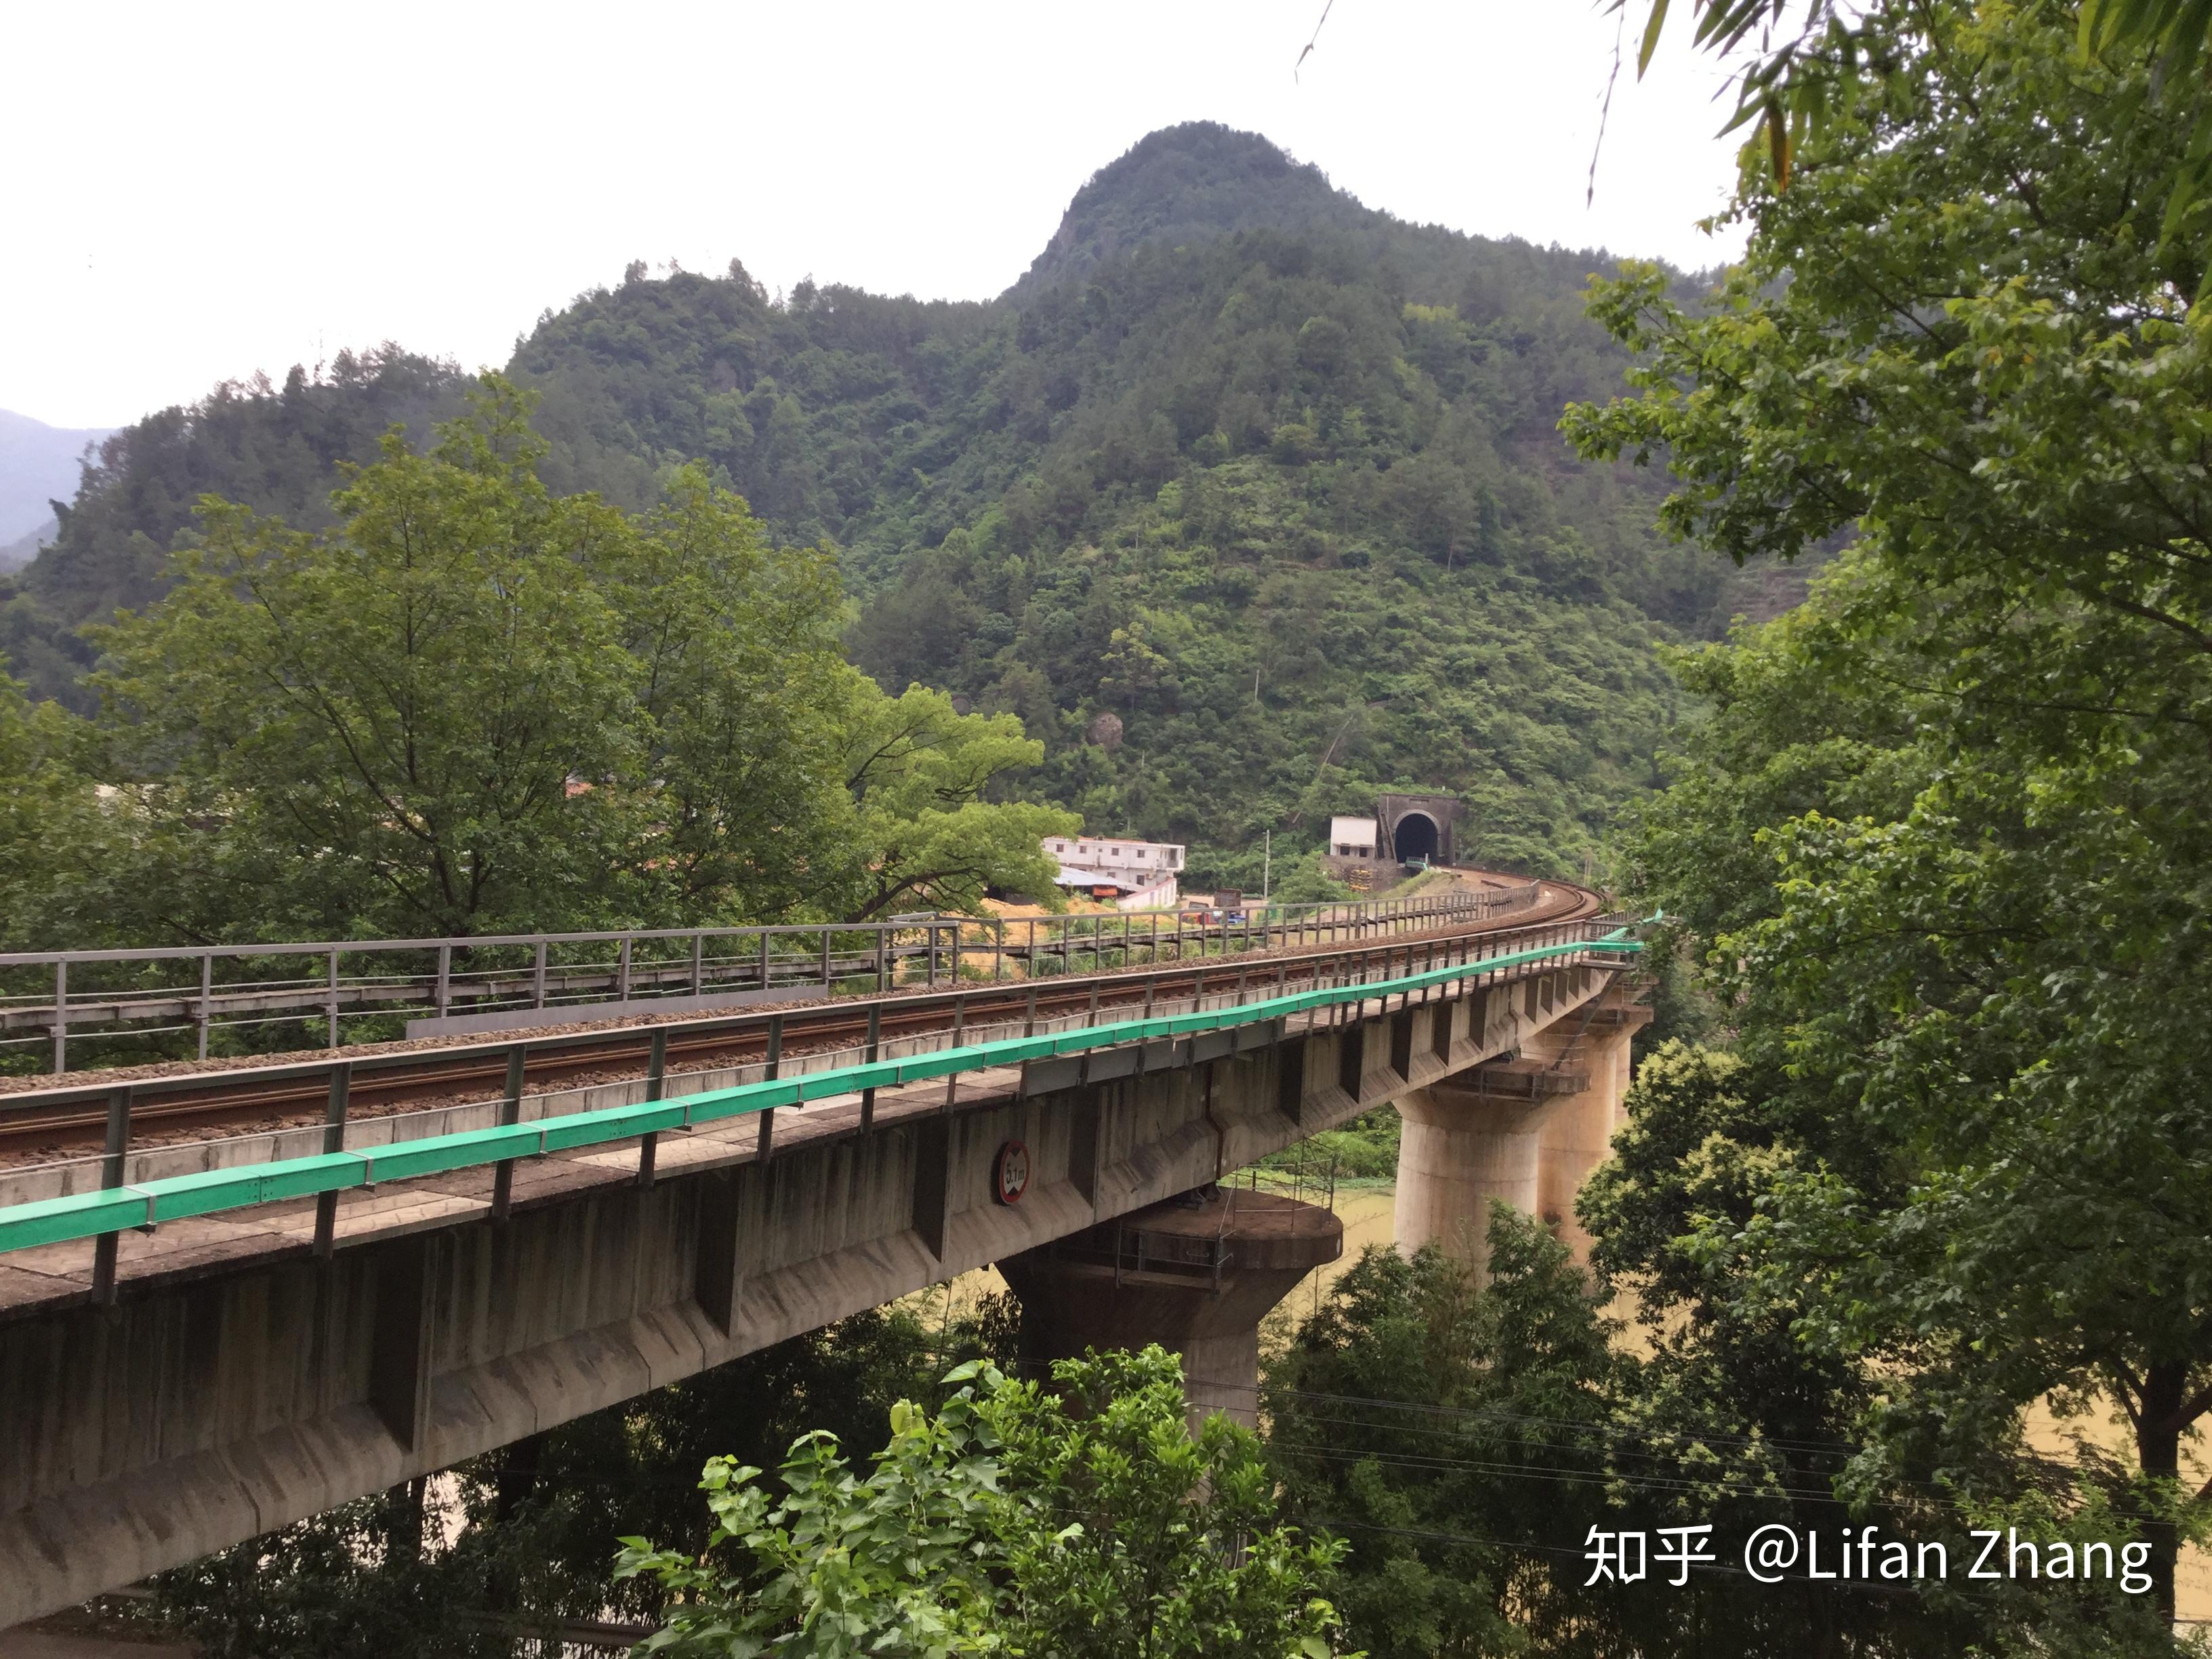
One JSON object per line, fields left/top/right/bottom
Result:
{"left": 3, "top": 121, "right": 1719, "bottom": 883}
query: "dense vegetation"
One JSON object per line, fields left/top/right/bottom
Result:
{"left": 0, "top": 384, "right": 1071, "bottom": 951}
{"left": 1, "top": 350, "right": 467, "bottom": 703}
{"left": 3, "top": 123, "right": 1757, "bottom": 901}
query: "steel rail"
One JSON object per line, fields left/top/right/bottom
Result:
{"left": 0, "top": 883, "right": 1528, "bottom": 1071}
{"left": 0, "top": 882, "right": 1592, "bottom": 1153}
{"left": 0, "top": 923, "right": 1645, "bottom": 1256}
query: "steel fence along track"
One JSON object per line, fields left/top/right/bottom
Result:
{"left": 0, "top": 880, "right": 1584, "bottom": 1153}
{"left": 0, "top": 921, "right": 1647, "bottom": 1255}
{"left": 0, "top": 881, "right": 1542, "bottom": 1076}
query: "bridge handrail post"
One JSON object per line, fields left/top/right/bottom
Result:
{"left": 491, "top": 1044, "right": 527, "bottom": 1221}
{"left": 327, "top": 949, "right": 340, "bottom": 1049}
{"left": 52, "top": 960, "right": 65, "bottom": 1076}
{"left": 435, "top": 944, "right": 452, "bottom": 1020}
{"left": 757, "top": 1015, "right": 784, "bottom": 1162}
{"left": 691, "top": 933, "right": 704, "bottom": 998}
{"left": 945, "top": 994, "right": 966, "bottom": 1109}
{"left": 314, "top": 1063, "right": 351, "bottom": 1255}
{"left": 861, "top": 1002, "right": 882, "bottom": 1132}
{"left": 533, "top": 941, "right": 549, "bottom": 1010}
{"left": 636, "top": 1029, "right": 668, "bottom": 1189}
{"left": 91, "top": 1084, "right": 131, "bottom": 1302}
{"left": 197, "top": 953, "right": 213, "bottom": 1060}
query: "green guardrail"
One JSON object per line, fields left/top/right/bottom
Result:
{"left": 0, "top": 926, "right": 1646, "bottom": 1257}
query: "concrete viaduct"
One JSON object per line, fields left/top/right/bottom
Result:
{"left": 0, "top": 882, "right": 1650, "bottom": 1627}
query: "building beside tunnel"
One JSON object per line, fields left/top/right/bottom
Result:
{"left": 1323, "top": 792, "right": 1465, "bottom": 886}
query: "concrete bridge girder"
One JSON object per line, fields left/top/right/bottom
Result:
{"left": 0, "top": 958, "right": 1624, "bottom": 1628}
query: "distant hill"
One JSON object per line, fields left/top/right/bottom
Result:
{"left": 0, "top": 410, "right": 112, "bottom": 545}
{"left": 0, "top": 517, "right": 53, "bottom": 575}
{"left": 6, "top": 123, "right": 1726, "bottom": 882}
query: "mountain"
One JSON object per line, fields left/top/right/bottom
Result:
{"left": 0, "top": 518, "right": 51, "bottom": 576}
{"left": 1010, "top": 122, "right": 1375, "bottom": 297}
{"left": 4, "top": 124, "right": 1735, "bottom": 884}
{"left": 0, "top": 410, "right": 112, "bottom": 545}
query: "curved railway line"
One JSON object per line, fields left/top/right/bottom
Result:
{"left": 0, "top": 877, "right": 1603, "bottom": 1162}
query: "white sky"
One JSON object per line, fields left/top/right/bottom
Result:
{"left": 1, "top": 1, "right": 1747, "bottom": 431}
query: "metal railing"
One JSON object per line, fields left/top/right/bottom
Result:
{"left": 0, "top": 882, "right": 1541, "bottom": 1076}
{"left": 0, "top": 916, "right": 1646, "bottom": 1258}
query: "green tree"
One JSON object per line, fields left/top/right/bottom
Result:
{"left": 1618, "top": 0, "right": 2212, "bottom": 286}
{"left": 1266, "top": 1222, "right": 1968, "bottom": 1658}
{"left": 1568, "top": 1, "right": 2212, "bottom": 1619}
{"left": 821, "top": 680, "right": 1076, "bottom": 922}
{"left": 92, "top": 379, "right": 647, "bottom": 939}
{"left": 617, "top": 1349, "right": 1352, "bottom": 1658}
{"left": 88, "top": 379, "right": 863, "bottom": 941}
{"left": 0, "top": 659, "right": 126, "bottom": 949}
{"left": 611, "top": 462, "right": 851, "bottom": 926}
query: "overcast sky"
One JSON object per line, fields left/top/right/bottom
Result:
{"left": 3, "top": 1, "right": 1747, "bottom": 431}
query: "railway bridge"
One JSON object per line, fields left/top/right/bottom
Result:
{"left": 0, "top": 875, "right": 1650, "bottom": 1627}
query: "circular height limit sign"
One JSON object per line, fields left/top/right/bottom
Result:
{"left": 993, "top": 1141, "right": 1032, "bottom": 1206}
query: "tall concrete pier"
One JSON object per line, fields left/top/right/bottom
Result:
{"left": 1393, "top": 987, "right": 1652, "bottom": 1276}
{"left": 1000, "top": 1187, "right": 1343, "bottom": 1427}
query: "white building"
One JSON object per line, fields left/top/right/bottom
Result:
{"left": 1040, "top": 835, "right": 1185, "bottom": 911}
{"left": 1328, "top": 816, "right": 1378, "bottom": 859}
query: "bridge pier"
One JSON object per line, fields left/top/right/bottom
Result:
{"left": 1395, "top": 994, "right": 1652, "bottom": 1276}
{"left": 1393, "top": 1069, "right": 1578, "bottom": 1279}
{"left": 1536, "top": 1005, "right": 1649, "bottom": 1261}
{"left": 998, "top": 1188, "right": 1342, "bottom": 1428}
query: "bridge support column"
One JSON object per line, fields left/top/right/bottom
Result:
{"left": 1393, "top": 1051, "right": 1589, "bottom": 1280}
{"left": 998, "top": 1189, "right": 1343, "bottom": 1429}
{"left": 1534, "top": 1025, "right": 1631, "bottom": 1265}
{"left": 1534, "top": 998, "right": 1654, "bottom": 1265}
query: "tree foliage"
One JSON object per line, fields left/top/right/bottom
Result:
{"left": 617, "top": 1349, "right": 1351, "bottom": 1659}
{"left": 1570, "top": 0, "right": 2212, "bottom": 1625}
{"left": 46, "top": 378, "right": 1069, "bottom": 947}
{"left": 1621, "top": 0, "right": 2212, "bottom": 287}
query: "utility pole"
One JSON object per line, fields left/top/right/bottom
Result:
{"left": 1263, "top": 830, "right": 1272, "bottom": 901}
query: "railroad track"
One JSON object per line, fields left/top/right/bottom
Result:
{"left": 0, "top": 878, "right": 1603, "bottom": 1160}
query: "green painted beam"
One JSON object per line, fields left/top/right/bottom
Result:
{"left": 0, "top": 928, "right": 1644, "bottom": 1258}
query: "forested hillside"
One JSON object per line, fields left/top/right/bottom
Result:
{"left": 0, "top": 350, "right": 466, "bottom": 699}
{"left": 4, "top": 123, "right": 1738, "bottom": 885}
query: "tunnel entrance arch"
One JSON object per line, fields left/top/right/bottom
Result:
{"left": 1393, "top": 811, "right": 1441, "bottom": 864}
{"left": 1376, "top": 792, "right": 1465, "bottom": 867}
